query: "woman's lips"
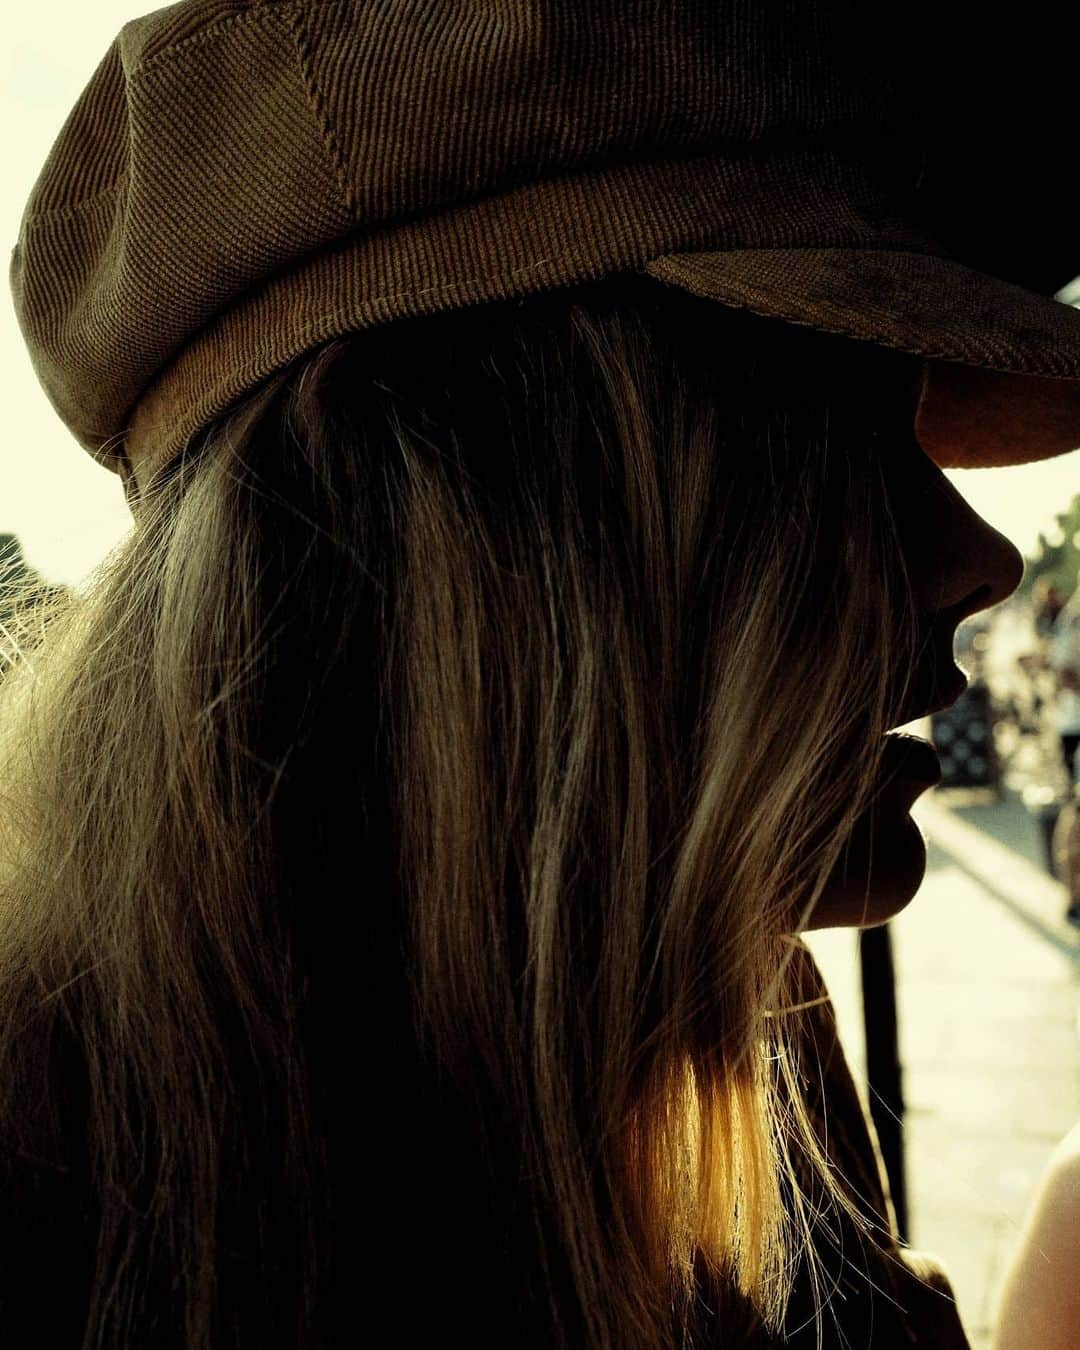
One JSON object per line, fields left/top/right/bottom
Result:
{"left": 882, "top": 730, "right": 943, "bottom": 787}
{"left": 893, "top": 666, "right": 969, "bottom": 728}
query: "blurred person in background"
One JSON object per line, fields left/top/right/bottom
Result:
{"left": 1032, "top": 575, "right": 1066, "bottom": 637}
{"left": 1048, "top": 575, "right": 1080, "bottom": 790}
{"left": 1051, "top": 779, "right": 1080, "bottom": 926}
{"left": 1048, "top": 577, "right": 1080, "bottom": 924}
{"left": 1010, "top": 652, "right": 1045, "bottom": 735}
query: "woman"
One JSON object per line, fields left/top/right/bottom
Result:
{"left": 4, "top": 2, "right": 1076, "bottom": 1347}
{"left": 0, "top": 276, "right": 1021, "bottom": 1348}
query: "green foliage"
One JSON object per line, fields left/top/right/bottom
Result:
{"left": 1022, "top": 492, "right": 1080, "bottom": 602}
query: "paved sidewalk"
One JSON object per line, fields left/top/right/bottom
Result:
{"left": 805, "top": 786, "right": 1080, "bottom": 1350}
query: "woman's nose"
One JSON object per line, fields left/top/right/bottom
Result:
{"left": 903, "top": 461, "right": 1026, "bottom": 621}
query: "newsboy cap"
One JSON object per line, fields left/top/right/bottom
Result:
{"left": 9, "top": 0, "right": 1080, "bottom": 507}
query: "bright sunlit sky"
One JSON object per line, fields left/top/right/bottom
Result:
{"left": 4, "top": 5, "right": 1079, "bottom": 590}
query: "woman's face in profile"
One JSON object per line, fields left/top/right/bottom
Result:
{"left": 803, "top": 370, "right": 1025, "bottom": 930}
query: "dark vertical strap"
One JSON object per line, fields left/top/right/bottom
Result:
{"left": 860, "top": 922, "right": 909, "bottom": 1242}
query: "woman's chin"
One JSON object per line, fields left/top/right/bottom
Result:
{"left": 799, "top": 807, "right": 928, "bottom": 931}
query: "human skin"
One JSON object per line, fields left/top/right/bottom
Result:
{"left": 989, "top": 1121, "right": 1080, "bottom": 1350}
{"left": 803, "top": 411, "right": 1025, "bottom": 930}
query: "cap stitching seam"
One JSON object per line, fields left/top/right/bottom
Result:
{"left": 18, "top": 5, "right": 305, "bottom": 228}
{"left": 642, "top": 261, "right": 1075, "bottom": 374}
{"left": 130, "top": 249, "right": 1078, "bottom": 477}
{"left": 279, "top": 2, "right": 357, "bottom": 225}
{"left": 137, "top": 0, "right": 301, "bottom": 73}
{"left": 19, "top": 184, "right": 122, "bottom": 227}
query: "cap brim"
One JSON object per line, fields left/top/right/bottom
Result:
{"left": 914, "top": 362, "right": 1080, "bottom": 470}
{"left": 641, "top": 247, "right": 1080, "bottom": 468}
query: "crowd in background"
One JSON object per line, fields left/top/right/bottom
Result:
{"left": 947, "top": 562, "right": 1080, "bottom": 925}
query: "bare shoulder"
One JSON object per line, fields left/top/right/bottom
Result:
{"left": 1036, "top": 1125, "right": 1080, "bottom": 1258}
{"left": 1046, "top": 1121, "right": 1080, "bottom": 1188}
{"left": 1021, "top": 1122, "right": 1080, "bottom": 1265}
{"left": 990, "top": 1123, "right": 1080, "bottom": 1350}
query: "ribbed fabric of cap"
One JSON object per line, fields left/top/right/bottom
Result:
{"left": 9, "top": 0, "right": 1080, "bottom": 503}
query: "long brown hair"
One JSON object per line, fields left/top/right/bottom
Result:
{"left": 0, "top": 273, "right": 922, "bottom": 1348}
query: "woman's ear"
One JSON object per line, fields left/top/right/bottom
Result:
{"left": 915, "top": 360, "right": 1080, "bottom": 470}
